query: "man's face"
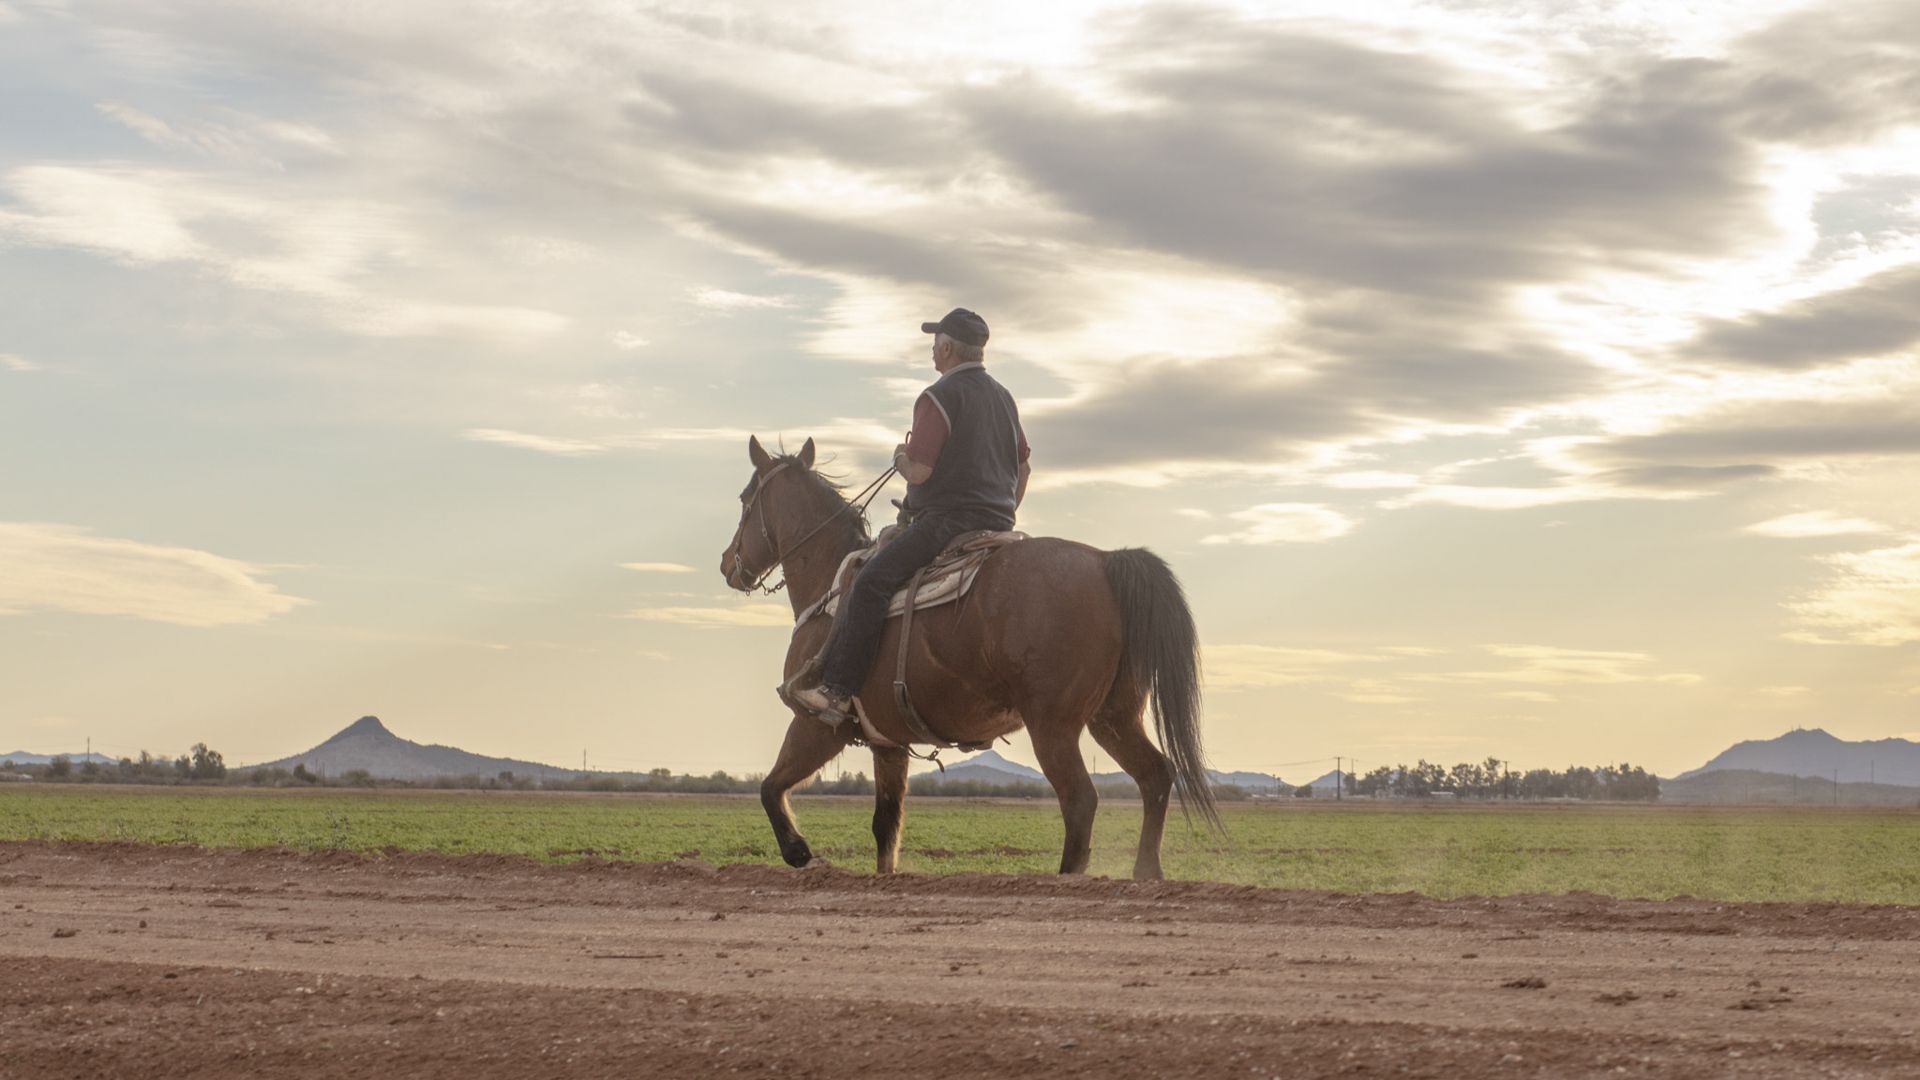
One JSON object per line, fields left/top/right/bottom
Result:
{"left": 930, "top": 334, "right": 949, "bottom": 368}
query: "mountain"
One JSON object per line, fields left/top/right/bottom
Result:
{"left": 1207, "top": 768, "right": 1289, "bottom": 791}
{"left": 916, "top": 749, "right": 1046, "bottom": 785}
{"left": 1677, "top": 728, "right": 1920, "bottom": 788}
{"left": 244, "top": 716, "right": 582, "bottom": 781}
{"left": 0, "top": 751, "right": 117, "bottom": 766}
{"left": 917, "top": 749, "right": 1287, "bottom": 791}
{"left": 1661, "top": 768, "right": 1920, "bottom": 806}
{"left": 1301, "top": 769, "right": 1347, "bottom": 792}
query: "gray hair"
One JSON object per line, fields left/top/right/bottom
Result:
{"left": 943, "top": 335, "right": 985, "bottom": 364}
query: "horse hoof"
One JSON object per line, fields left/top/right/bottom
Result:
{"left": 802, "top": 856, "right": 834, "bottom": 870}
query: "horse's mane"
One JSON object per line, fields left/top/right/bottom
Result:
{"left": 766, "top": 452, "right": 873, "bottom": 546}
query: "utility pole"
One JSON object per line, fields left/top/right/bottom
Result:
{"left": 1834, "top": 768, "right": 1840, "bottom": 806}
{"left": 1335, "top": 756, "right": 1342, "bottom": 801}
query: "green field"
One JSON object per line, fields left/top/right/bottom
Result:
{"left": 4, "top": 785, "right": 1918, "bottom": 904}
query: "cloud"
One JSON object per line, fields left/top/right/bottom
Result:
{"left": 1744, "top": 511, "right": 1889, "bottom": 539}
{"left": 1786, "top": 540, "right": 1920, "bottom": 646}
{"left": 1202, "top": 503, "right": 1355, "bottom": 545}
{"left": 1202, "top": 644, "right": 1388, "bottom": 692}
{"left": 619, "top": 562, "right": 695, "bottom": 574}
{"left": 611, "top": 330, "right": 651, "bottom": 351}
{"left": 1495, "top": 691, "right": 1559, "bottom": 703}
{"left": 0, "top": 522, "right": 308, "bottom": 627}
{"left": 1757, "top": 685, "right": 1811, "bottom": 697}
{"left": 689, "top": 287, "right": 796, "bottom": 311}
{"left": 0, "top": 165, "right": 568, "bottom": 340}
{"left": 1688, "top": 264, "right": 1920, "bottom": 369}
{"left": 1565, "top": 384, "right": 1920, "bottom": 480}
{"left": 1408, "top": 645, "right": 1702, "bottom": 687}
{"left": 619, "top": 604, "right": 792, "bottom": 628}
{"left": 1, "top": 354, "right": 39, "bottom": 373}
{"left": 462, "top": 429, "right": 610, "bottom": 457}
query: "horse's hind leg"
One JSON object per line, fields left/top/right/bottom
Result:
{"left": 1030, "top": 723, "right": 1099, "bottom": 875}
{"left": 760, "top": 714, "right": 850, "bottom": 868}
{"left": 1090, "top": 685, "right": 1173, "bottom": 880}
{"left": 871, "top": 746, "right": 909, "bottom": 874}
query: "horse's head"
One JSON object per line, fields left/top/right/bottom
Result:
{"left": 720, "top": 434, "right": 816, "bottom": 592}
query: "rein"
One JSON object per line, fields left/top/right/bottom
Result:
{"left": 739, "top": 463, "right": 898, "bottom": 596}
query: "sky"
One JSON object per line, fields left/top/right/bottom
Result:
{"left": 2, "top": 0, "right": 1918, "bottom": 782}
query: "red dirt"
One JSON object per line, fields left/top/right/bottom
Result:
{"left": 4, "top": 841, "right": 1919, "bottom": 1078}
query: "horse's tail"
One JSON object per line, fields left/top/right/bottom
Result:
{"left": 1104, "top": 548, "right": 1221, "bottom": 833}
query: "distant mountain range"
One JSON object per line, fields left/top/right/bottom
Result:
{"left": 1661, "top": 769, "right": 1920, "bottom": 806}
{"left": 20, "top": 719, "right": 1919, "bottom": 799}
{"left": 1677, "top": 727, "right": 1920, "bottom": 788}
{"left": 914, "top": 749, "right": 1289, "bottom": 790}
{"left": 0, "top": 751, "right": 117, "bottom": 767}
{"left": 245, "top": 716, "right": 581, "bottom": 781}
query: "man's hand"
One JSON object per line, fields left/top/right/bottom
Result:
{"left": 893, "top": 441, "right": 934, "bottom": 485}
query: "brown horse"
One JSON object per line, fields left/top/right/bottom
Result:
{"left": 720, "top": 435, "right": 1217, "bottom": 879}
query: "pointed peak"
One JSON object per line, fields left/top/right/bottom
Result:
{"left": 330, "top": 716, "right": 394, "bottom": 741}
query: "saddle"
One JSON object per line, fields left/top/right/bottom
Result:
{"left": 823, "top": 529, "right": 1026, "bottom": 620}
{"left": 786, "top": 529, "right": 1027, "bottom": 752}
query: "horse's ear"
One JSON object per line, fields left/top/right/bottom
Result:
{"left": 748, "top": 435, "right": 773, "bottom": 472}
{"left": 797, "top": 438, "right": 816, "bottom": 470}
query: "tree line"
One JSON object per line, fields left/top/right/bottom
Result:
{"left": 6, "top": 744, "right": 228, "bottom": 783}
{"left": 1347, "top": 758, "right": 1659, "bottom": 801}
{"left": 8, "top": 747, "right": 1656, "bottom": 801}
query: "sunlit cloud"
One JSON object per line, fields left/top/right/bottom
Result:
{"left": 619, "top": 562, "right": 695, "bottom": 574}
{"left": 1201, "top": 503, "right": 1354, "bottom": 545}
{"left": 0, "top": 165, "right": 568, "bottom": 340}
{"left": 0, "top": 522, "right": 308, "bottom": 628}
{"left": 1, "top": 354, "right": 39, "bottom": 373}
{"left": 610, "top": 331, "right": 652, "bottom": 351}
{"left": 462, "top": 429, "right": 610, "bottom": 457}
{"left": 1495, "top": 690, "right": 1559, "bottom": 703}
{"left": 689, "top": 287, "right": 796, "bottom": 312}
{"left": 1202, "top": 644, "right": 1389, "bottom": 692}
{"left": 1408, "top": 645, "right": 1703, "bottom": 687}
{"left": 1787, "top": 540, "right": 1920, "bottom": 646}
{"left": 1744, "top": 511, "right": 1889, "bottom": 538}
{"left": 619, "top": 604, "right": 792, "bottom": 628}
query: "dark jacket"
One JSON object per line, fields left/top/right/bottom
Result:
{"left": 903, "top": 362, "right": 1024, "bottom": 528}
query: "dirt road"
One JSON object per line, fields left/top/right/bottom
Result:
{"left": 4, "top": 842, "right": 1919, "bottom": 1078}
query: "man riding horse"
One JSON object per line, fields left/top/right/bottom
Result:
{"left": 721, "top": 310, "right": 1213, "bottom": 878}
{"left": 791, "top": 307, "right": 1032, "bottom": 724}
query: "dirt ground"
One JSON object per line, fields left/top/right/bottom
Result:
{"left": 4, "top": 842, "right": 1919, "bottom": 1079}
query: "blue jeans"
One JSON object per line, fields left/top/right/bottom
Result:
{"left": 818, "top": 509, "right": 1009, "bottom": 697}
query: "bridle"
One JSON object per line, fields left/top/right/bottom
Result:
{"left": 730, "top": 462, "right": 898, "bottom": 596}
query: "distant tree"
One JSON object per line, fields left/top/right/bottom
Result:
{"left": 342, "top": 769, "right": 374, "bottom": 787}
{"left": 80, "top": 759, "right": 100, "bottom": 778}
{"left": 189, "top": 743, "right": 226, "bottom": 781}
{"left": 47, "top": 755, "right": 71, "bottom": 778}
{"left": 292, "top": 763, "right": 317, "bottom": 784}
{"left": 1293, "top": 782, "right": 1313, "bottom": 798}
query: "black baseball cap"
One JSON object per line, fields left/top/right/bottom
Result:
{"left": 921, "top": 308, "right": 989, "bottom": 348}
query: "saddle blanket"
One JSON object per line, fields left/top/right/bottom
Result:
{"left": 821, "top": 529, "right": 1026, "bottom": 620}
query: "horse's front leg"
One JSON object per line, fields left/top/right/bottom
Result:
{"left": 871, "top": 746, "right": 910, "bottom": 873}
{"left": 760, "top": 713, "right": 850, "bottom": 868}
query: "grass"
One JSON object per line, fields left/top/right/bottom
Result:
{"left": 3, "top": 785, "right": 1918, "bottom": 905}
